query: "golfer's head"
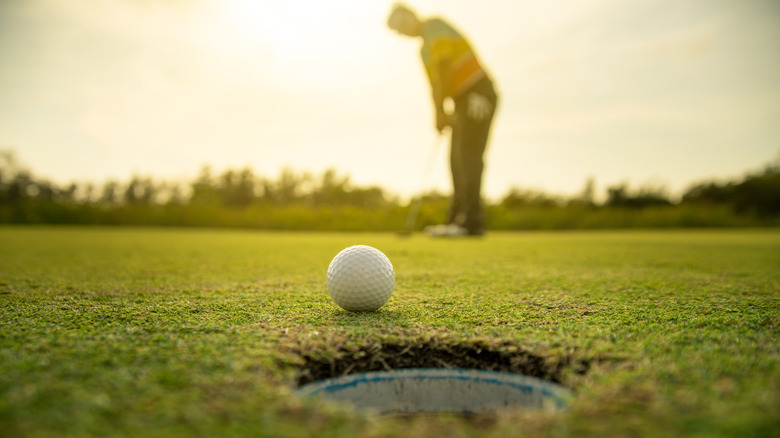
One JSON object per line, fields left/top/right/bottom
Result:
{"left": 387, "top": 3, "right": 421, "bottom": 37}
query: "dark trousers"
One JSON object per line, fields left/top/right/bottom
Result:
{"left": 449, "top": 77, "right": 498, "bottom": 234}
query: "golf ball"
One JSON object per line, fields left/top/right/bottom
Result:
{"left": 326, "top": 245, "right": 395, "bottom": 312}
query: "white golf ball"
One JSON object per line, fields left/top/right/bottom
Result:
{"left": 326, "top": 245, "right": 395, "bottom": 312}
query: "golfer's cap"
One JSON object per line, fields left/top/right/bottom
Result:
{"left": 387, "top": 3, "right": 414, "bottom": 30}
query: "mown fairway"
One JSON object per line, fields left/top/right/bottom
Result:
{"left": 1, "top": 227, "right": 778, "bottom": 437}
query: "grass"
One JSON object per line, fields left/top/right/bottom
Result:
{"left": 0, "top": 226, "right": 778, "bottom": 437}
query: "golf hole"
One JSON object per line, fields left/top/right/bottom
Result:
{"left": 293, "top": 337, "right": 587, "bottom": 416}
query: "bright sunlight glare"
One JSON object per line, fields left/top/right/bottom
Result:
{"left": 219, "top": 0, "right": 392, "bottom": 95}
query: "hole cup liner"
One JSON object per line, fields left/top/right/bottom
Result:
{"left": 297, "top": 368, "right": 572, "bottom": 415}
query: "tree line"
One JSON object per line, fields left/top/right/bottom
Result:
{"left": 1, "top": 150, "right": 778, "bottom": 229}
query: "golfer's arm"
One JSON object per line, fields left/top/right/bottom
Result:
{"left": 431, "top": 60, "right": 451, "bottom": 114}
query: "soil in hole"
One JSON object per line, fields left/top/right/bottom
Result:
{"left": 295, "top": 337, "right": 590, "bottom": 387}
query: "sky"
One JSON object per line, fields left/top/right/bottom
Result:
{"left": 1, "top": 0, "right": 779, "bottom": 201}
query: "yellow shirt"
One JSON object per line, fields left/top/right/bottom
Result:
{"left": 420, "top": 18, "right": 487, "bottom": 99}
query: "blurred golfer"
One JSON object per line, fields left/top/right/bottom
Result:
{"left": 388, "top": 3, "right": 498, "bottom": 237}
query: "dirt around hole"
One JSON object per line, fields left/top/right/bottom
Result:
{"left": 282, "top": 329, "right": 591, "bottom": 387}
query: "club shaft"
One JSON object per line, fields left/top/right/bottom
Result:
{"left": 403, "top": 134, "right": 444, "bottom": 232}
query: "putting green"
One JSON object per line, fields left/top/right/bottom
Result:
{"left": 0, "top": 227, "right": 777, "bottom": 437}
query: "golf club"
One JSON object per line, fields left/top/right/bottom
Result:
{"left": 398, "top": 132, "right": 445, "bottom": 236}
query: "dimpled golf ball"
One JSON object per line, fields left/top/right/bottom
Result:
{"left": 327, "top": 245, "right": 395, "bottom": 312}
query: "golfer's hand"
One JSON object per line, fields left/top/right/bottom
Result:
{"left": 436, "top": 111, "right": 452, "bottom": 133}
{"left": 467, "top": 93, "right": 492, "bottom": 122}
